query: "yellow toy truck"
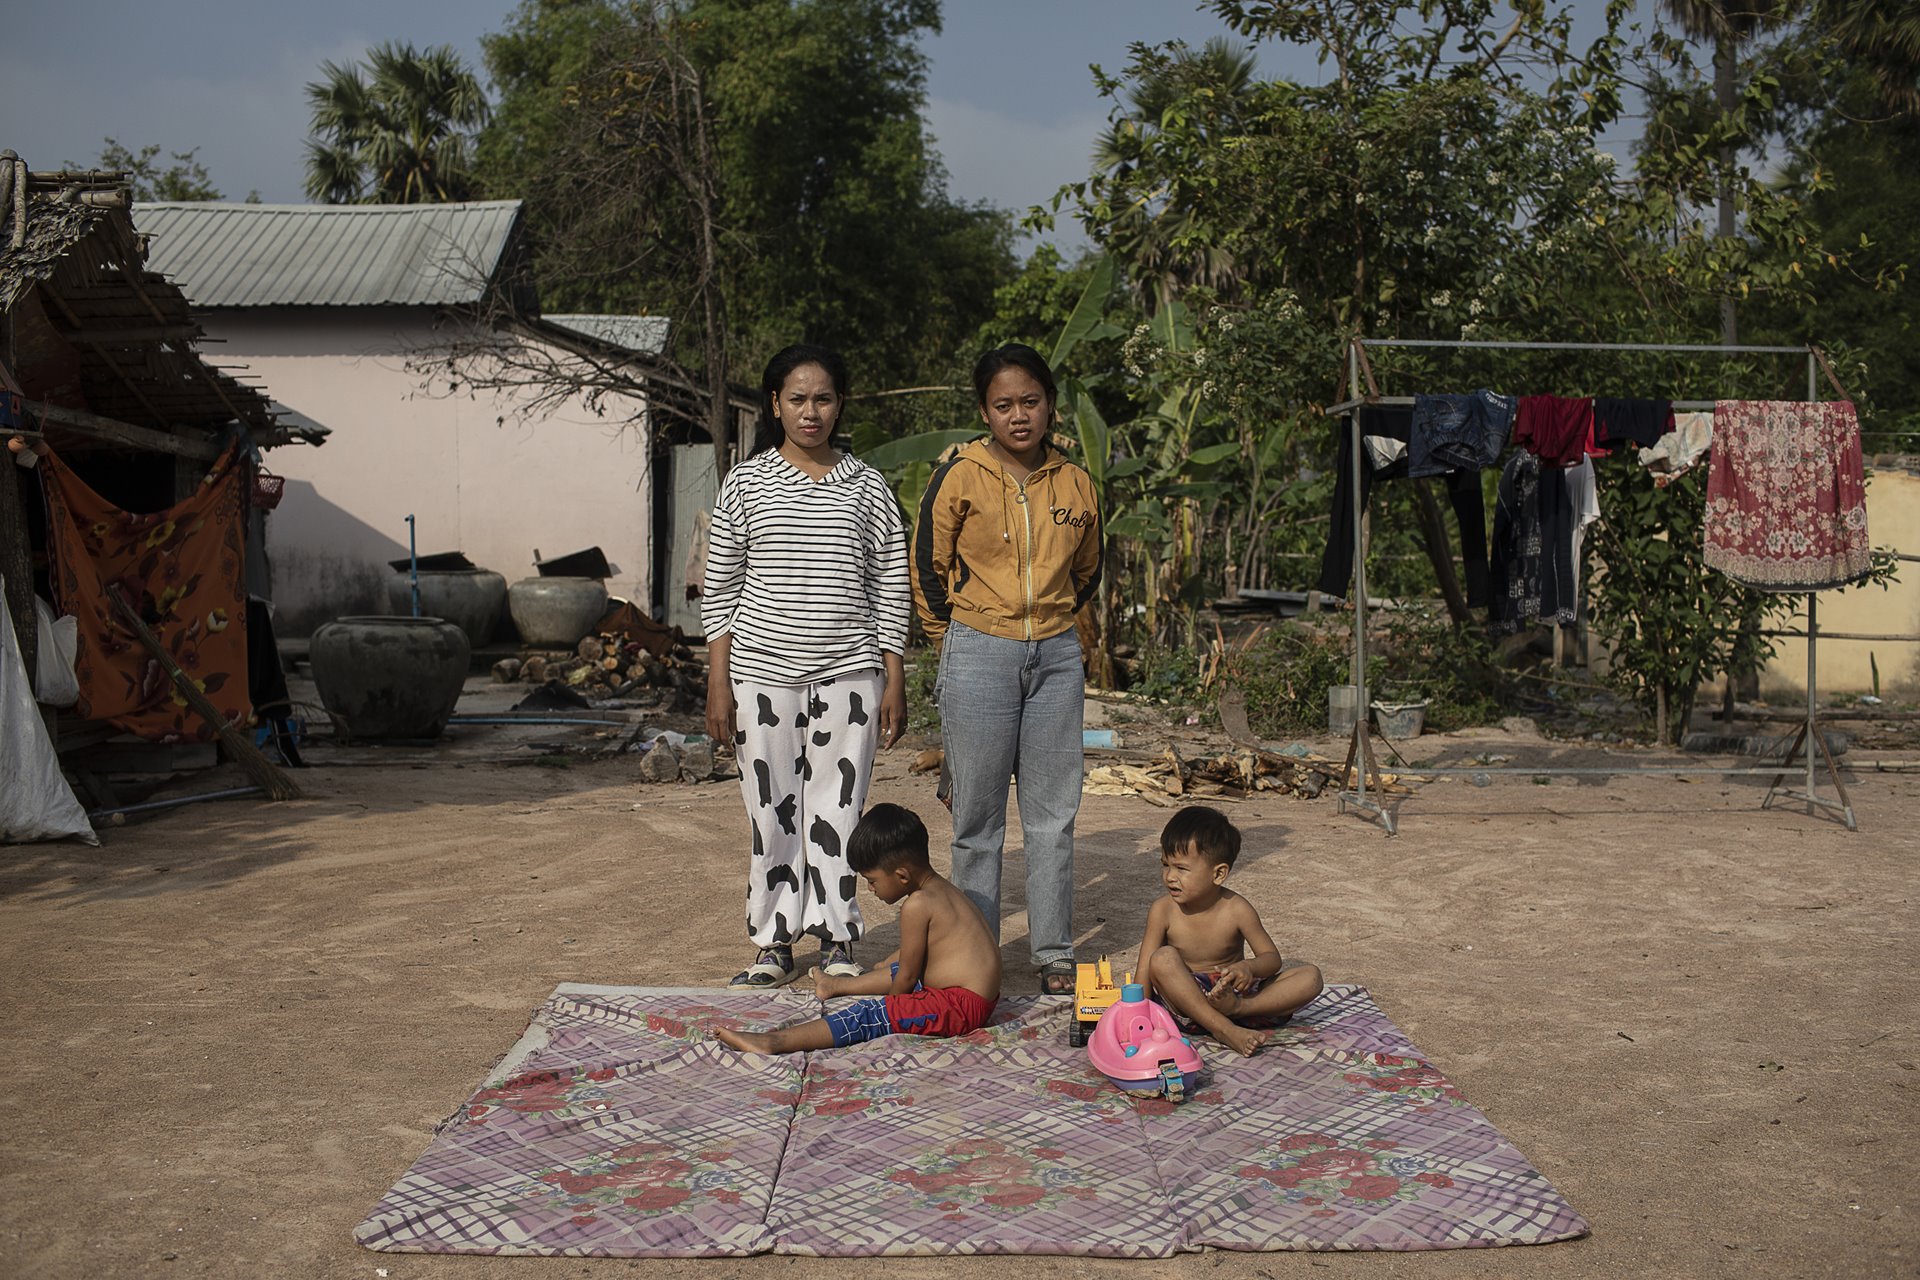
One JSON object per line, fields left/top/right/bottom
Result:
{"left": 1069, "top": 956, "right": 1134, "bottom": 1047}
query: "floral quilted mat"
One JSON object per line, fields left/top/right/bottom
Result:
{"left": 354, "top": 983, "right": 1587, "bottom": 1257}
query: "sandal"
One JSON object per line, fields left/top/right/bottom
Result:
{"left": 819, "top": 940, "right": 861, "bottom": 978}
{"left": 1039, "top": 959, "right": 1077, "bottom": 996}
{"left": 728, "top": 946, "right": 797, "bottom": 989}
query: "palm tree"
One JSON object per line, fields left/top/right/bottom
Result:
{"left": 1092, "top": 38, "right": 1260, "bottom": 304}
{"left": 305, "top": 42, "right": 490, "bottom": 204}
{"left": 1818, "top": 0, "right": 1920, "bottom": 115}
{"left": 1093, "top": 37, "right": 1258, "bottom": 165}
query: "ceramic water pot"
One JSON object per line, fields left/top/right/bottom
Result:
{"left": 310, "top": 615, "right": 469, "bottom": 741}
{"left": 507, "top": 576, "right": 608, "bottom": 647}
{"left": 387, "top": 568, "right": 507, "bottom": 647}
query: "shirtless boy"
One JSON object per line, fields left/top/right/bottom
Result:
{"left": 717, "top": 804, "right": 1001, "bottom": 1054}
{"left": 1137, "top": 805, "right": 1323, "bottom": 1056}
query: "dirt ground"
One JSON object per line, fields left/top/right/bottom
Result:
{"left": 3, "top": 712, "right": 1916, "bottom": 1279}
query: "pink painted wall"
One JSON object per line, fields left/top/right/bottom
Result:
{"left": 202, "top": 309, "right": 651, "bottom": 637}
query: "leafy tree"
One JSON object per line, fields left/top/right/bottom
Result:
{"left": 1007, "top": 0, "right": 1900, "bottom": 731}
{"left": 1775, "top": 88, "right": 1918, "bottom": 450}
{"left": 486, "top": 4, "right": 742, "bottom": 469}
{"left": 1614, "top": 0, "right": 1914, "bottom": 712}
{"left": 1655, "top": 0, "right": 1797, "bottom": 344}
{"left": 305, "top": 41, "right": 490, "bottom": 204}
{"left": 1029, "top": 0, "right": 1632, "bottom": 657}
{"left": 87, "top": 138, "right": 223, "bottom": 202}
{"left": 1057, "top": 2, "right": 1627, "bottom": 329}
{"left": 476, "top": 0, "right": 639, "bottom": 308}
{"left": 476, "top": 0, "right": 1013, "bottom": 460}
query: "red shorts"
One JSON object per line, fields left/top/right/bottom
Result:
{"left": 884, "top": 985, "right": 996, "bottom": 1038}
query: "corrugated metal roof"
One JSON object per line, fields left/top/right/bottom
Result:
{"left": 137, "top": 201, "right": 523, "bottom": 307}
{"left": 543, "top": 313, "right": 670, "bottom": 355}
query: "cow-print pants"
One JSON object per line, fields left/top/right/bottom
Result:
{"left": 732, "top": 670, "right": 883, "bottom": 948}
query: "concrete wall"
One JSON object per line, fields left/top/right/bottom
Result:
{"left": 1759, "top": 467, "right": 1920, "bottom": 699}
{"left": 204, "top": 309, "right": 651, "bottom": 637}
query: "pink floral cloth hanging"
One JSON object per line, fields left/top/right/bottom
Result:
{"left": 1703, "top": 400, "right": 1870, "bottom": 591}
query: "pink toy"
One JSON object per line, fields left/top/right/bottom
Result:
{"left": 1086, "top": 982, "right": 1204, "bottom": 1102}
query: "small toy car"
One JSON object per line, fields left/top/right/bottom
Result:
{"left": 1070, "top": 956, "right": 1130, "bottom": 1047}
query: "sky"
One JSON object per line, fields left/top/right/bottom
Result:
{"left": 1, "top": 1, "right": 1647, "bottom": 252}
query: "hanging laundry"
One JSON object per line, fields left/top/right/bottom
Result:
{"left": 1639, "top": 410, "right": 1711, "bottom": 485}
{"left": 1703, "top": 401, "right": 1870, "bottom": 591}
{"left": 1489, "top": 450, "right": 1578, "bottom": 634}
{"left": 1408, "top": 389, "right": 1515, "bottom": 477}
{"left": 1364, "top": 434, "right": 1407, "bottom": 470}
{"left": 1318, "top": 405, "right": 1490, "bottom": 606}
{"left": 39, "top": 446, "right": 253, "bottom": 742}
{"left": 1564, "top": 457, "right": 1602, "bottom": 587}
{"left": 1593, "top": 398, "right": 1673, "bottom": 448}
{"left": 1512, "top": 395, "right": 1596, "bottom": 467}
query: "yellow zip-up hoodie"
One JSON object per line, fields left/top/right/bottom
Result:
{"left": 912, "top": 437, "right": 1102, "bottom": 647}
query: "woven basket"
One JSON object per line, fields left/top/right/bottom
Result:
{"left": 252, "top": 470, "right": 286, "bottom": 510}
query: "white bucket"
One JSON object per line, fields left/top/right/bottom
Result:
{"left": 1372, "top": 699, "right": 1429, "bottom": 739}
{"left": 1328, "top": 684, "right": 1360, "bottom": 736}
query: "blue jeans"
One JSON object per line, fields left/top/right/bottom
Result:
{"left": 1409, "top": 389, "right": 1515, "bottom": 477}
{"left": 936, "top": 621, "right": 1082, "bottom": 967}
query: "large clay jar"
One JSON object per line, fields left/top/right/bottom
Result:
{"left": 387, "top": 568, "right": 508, "bottom": 647}
{"left": 310, "top": 616, "right": 470, "bottom": 741}
{"left": 508, "top": 576, "right": 608, "bottom": 647}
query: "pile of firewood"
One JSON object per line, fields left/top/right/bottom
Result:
{"left": 491, "top": 633, "right": 705, "bottom": 698}
{"left": 1083, "top": 745, "right": 1390, "bottom": 806}
{"left": 914, "top": 742, "right": 1395, "bottom": 806}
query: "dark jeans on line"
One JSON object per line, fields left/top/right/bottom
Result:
{"left": 1317, "top": 404, "right": 1491, "bottom": 608}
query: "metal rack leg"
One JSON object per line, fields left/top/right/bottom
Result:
{"left": 1337, "top": 718, "right": 1397, "bottom": 835}
{"left": 1762, "top": 594, "right": 1858, "bottom": 830}
{"left": 1761, "top": 720, "right": 1858, "bottom": 830}
{"left": 1335, "top": 337, "right": 1395, "bottom": 835}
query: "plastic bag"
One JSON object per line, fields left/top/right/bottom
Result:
{"left": 32, "top": 596, "right": 79, "bottom": 707}
{"left": 1, "top": 580, "right": 97, "bottom": 845}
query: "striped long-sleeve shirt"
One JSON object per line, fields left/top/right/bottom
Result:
{"left": 700, "top": 449, "right": 911, "bottom": 686}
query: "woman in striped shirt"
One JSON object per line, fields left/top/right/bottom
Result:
{"left": 702, "top": 344, "right": 912, "bottom": 988}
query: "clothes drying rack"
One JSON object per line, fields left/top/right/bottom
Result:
{"left": 1325, "top": 336, "right": 1862, "bottom": 835}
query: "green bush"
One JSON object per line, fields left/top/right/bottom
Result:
{"left": 1135, "top": 609, "right": 1507, "bottom": 739}
{"left": 906, "top": 647, "right": 942, "bottom": 735}
{"left": 915, "top": 609, "right": 1506, "bottom": 745}
{"left": 1375, "top": 609, "right": 1505, "bottom": 732}
{"left": 1219, "top": 625, "right": 1371, "bottom": 739}
{"left": 1131, "top": 644, "right": 1204, "bottom": 705}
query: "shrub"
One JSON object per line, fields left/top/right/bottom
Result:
{"left": 1137, "top": 609, "right": 1507, "bottom": 739}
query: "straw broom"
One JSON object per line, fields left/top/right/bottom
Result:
{"left": 106, "top": 585, "right": 302, "bottom": 801}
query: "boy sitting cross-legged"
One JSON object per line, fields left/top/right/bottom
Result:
{"left": 1138, "top": 805, "right": 1323, "bottom": 1057}
{"left": 716, "top": 803, "right": 1001, "bottom": 1054}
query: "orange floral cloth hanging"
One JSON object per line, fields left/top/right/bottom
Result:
{"left": 40, "top": 446, "right": 251, "bottom": 742}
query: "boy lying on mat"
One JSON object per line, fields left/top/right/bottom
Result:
{"left": 1138, "top": 805, "right": 1323, "bottom": 1057}
{"left": 718, "top": 804, "right": 1000, "bottom": 1054}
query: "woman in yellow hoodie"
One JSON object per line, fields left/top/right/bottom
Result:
{"left": 912, "top": 343, "right": 1102, "bottom": 994}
